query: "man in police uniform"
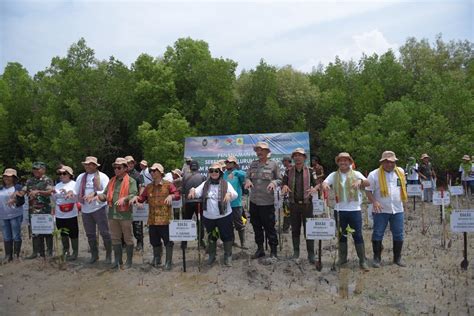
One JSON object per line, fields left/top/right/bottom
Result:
{"left": 245, "top": 142, "right": 281, "bottom": 260}
{"left": 24, "top": 162, "right": 55, "bottom": 259}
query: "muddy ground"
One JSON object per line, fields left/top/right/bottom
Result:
{"left": 1, "top": 196, "right": 473, "bottom": 315}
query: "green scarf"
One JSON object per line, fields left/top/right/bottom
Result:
{"left": 461, "top": 162, "right": 472, "bottom": 176}
{"left": 334, "top": 169, "right": 358, "bottom": 203}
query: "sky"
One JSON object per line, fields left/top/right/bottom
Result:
{"left": 1, "top": 0, "right": 472, "bottom": 76}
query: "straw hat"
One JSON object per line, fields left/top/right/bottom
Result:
{"left": 2, "top": 168, "right": 18, "bottom": 178}
{"left": 420, "top": 153, "right": 430, "bottom": 160}
{"left": 253, "top": 142, "right": 270, "bottom": 151}
{"left": 124, "top": 155, "right": 135, "bottom": 163}
{"left": 225, "top": 155, "right": 238, "bottom": 164}
{"left": 171, "top": 169, "right": 182, "bottom": 177}
{"left": 57, "top": 166, "right": 74, "bottom": 176}
{"left": 82, "top": 156, "right": 100, "bottom": 166}
{"left": 140, "top": 160, "right": 148, "bottom": 166}
{"left": 291, "top": 148, "right": 307, "bottom": 158}
{"left": 112, "top": 157, "right": 128, "bottom": 167}
{"left": 335, "top": 152, "right": 354, "bottom": 164}
{"left": 149, "top": 163, "right": 164, "bottom": 174}
{"left": 462, "top": 154, "right": 471, "bottom": 161}
{"left": 380, "top": 151, "right": 398, "bottom": 162}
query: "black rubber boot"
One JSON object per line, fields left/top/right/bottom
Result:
{"left": 125, "top": 245, "right": 133, "bottom": 269}
{"left": 3, "top": 241, "right": 13, "bottom": 263}
{"left": 251, "top": 243, "right": 265, "bottom": 259}
{"left": 372, "top": 240, "right": 382, "bottom": 268}
{"left": 355, "top": 242, "right": 369, "bottom": 270}
{"left": 270, "top": 244, "right": 278, "bottom": 259}
{"left": 207, "top": 239, "right": 217, "bottom": 265}
{"left": 61, "top": 236, "right": 70, "bottom": 257}
{"left": 88, "top": 240, "right": 99, "bottom": 264}
{"left": 393, "top": 240, "right": 406, "bottom": 267}
{"left": 113, "top": 244, "right": 123, "bottom": 269}
{"left": 164, "top": 244, "right": 173, "bottom": 270}
{"left": 104, "top": 240, "right": 112, "bottom": 264}
{"left": 238, "top": 230, "right": 247, "bottom": 250}
{"left": 292, "top": 238, "right": 300, "bottom": 259}
{"left": 68, "top": 239, "right": 79, "bottom": 261}
{"left": 306, "top": 240, "right": 315, "bottom": 264}
{"left": 337, "top": 242, "right": 348, "bottom": 266}
{"left": 152, "top": 245, "right": 163, "bottom": 267}
{"left": 25, "top": 237, "right": 39, "bottom": 259}
{"left": 223, "top": 241, "right": 233, "bottom": 267}
{"left": 13, "top": 240, "right": 22, "bottom": 259}
{"left": 45, "top": 235, "right": 53, "bottom": 257}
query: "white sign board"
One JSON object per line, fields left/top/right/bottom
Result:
{"left": 449, "top": 186, "right": 464, "bottom": 196}
{"left": 421, "top": 180, "right": 432, "bottom": 189}
{"left": 407, "top": 184, "right": 422, "bottom": 197}
{"left": 306, "top": 218, "right": 336, "bottom": 240}
{"left": 132, "top": 204, "right": 149, "bottom": 222}
{"left": 169, "top": 220, "right": 197, "bottom": 241}
{"left": 433, "top": 191, "right": 450, "bottom": 206}
{"left": 312, "top": 196, "right": 324, "bottom": 215}
{"left": 450, "top": 209, "right": 474, "bottom": 233}
{"left": 31, "top": 214, "right": 54, "bottom": 234}
{"left": 172, "top": 198, "right": 183, "bottom": 209}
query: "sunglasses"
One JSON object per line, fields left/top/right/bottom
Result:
{"left": 57, "top": 172, "right": 69, "bottom": 176}
{"left": 208, "top": 168, "right": 220, "bottom": 174}
{"left": 150, "top": 169, "right": 160, "bottom": 173}
{"left": 113, "top": 166, "right": 124, "bottom": 170}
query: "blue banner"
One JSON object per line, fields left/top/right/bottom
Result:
{"left": 184, "top": 132, "right": 310, "bottom": 173}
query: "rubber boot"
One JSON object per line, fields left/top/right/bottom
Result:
{"left": 372, "top": 240, "right": 382, "bottom": 268}
{"left": 270, "top": 244, "right": 278, "bottom": 259}
{"left": 306, "top": 240, "right": 315, "bottom": 264}
{"left": 13, "top": 240, "right": 22, "bottom": 260}
{"left": 355, "top": 243, "right": 369, "bottom": 270}
{"left": 164, "top": 244, "right": 173, "bottom": 270}
{"left": 152, "top": 245, "right": 163, "bottom": 267}
{"left": 113, "top": 244, "right": 123, "bottom": 269}
{"left": 125, "top": 245, "right": 133, "bottom": 269}
{"left": 61, "top": 236, "right": 70, "bottom": 257}
{"left": 45, "top": 235, "right": 53, "bottom": 257}
{"left": 104, "top": 240, "right": 112, "bottom": 264}
{"left": 223, "top": 241, "right": 233, "bottom": 267}
{"left": 336, "top": 242, "right": 348, "bottom": 266}
{"left": 88, "top": 240, "right": 99, "bottom": 264}
{"left": 238, "top": 230, "right": 248, "bottom": 250}
{"left": 68, "top": 239, "right": 79, "bottom": 261}
{"left": 136, "top": 238, "right": 143, "bottom": 251}
{"left": 207, "top": 239, "right": 217, "bottom": 265}
{"left": 25, "top": 237, "right": 39, "bottom": 259}
{"left": 251, "top": 243, "right": 265, "bottom": 259}
{"left": 393, "top": 240, "right": 406, "bottom": 267}
{"left": 2, "top": 241, "right": 13, "bottom": 263}
{"left": 291, "top": 238, "right": 300, "bottom": 259}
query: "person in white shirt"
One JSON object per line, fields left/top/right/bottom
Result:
{"left": 405, "top": 157, "right": 419, "bottom": 184}
{"left": 65, "top": 156, "right": 111, "bottom": 264}
{"left": 188, "top": 162, "right": 237, "bottom": 267}
{"left": 322, "top": 152, "right": 370, "bottom": 270}
{"left": 365, "top": 151, "right": 408, "bottom": 268}
{"left": 139, "top": 160, "right": 152, "bottom": 186}
{"left": 52, "top": 166, "right": 79, "bottom": 261}
{"left": 459, "top": 155, "right": 474, "bottom": 196}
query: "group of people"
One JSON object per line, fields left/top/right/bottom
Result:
{"left": 1, "top": 144, "right": 473, "bottom": 271}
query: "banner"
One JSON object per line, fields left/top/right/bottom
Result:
{"left": 184, "top": 132, "right": 310, "bottom": 174}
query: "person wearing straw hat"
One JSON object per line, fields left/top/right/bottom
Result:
{"left": 282, "top": 148, "right": 318, "bottom": 263}
{"left": 97, "top": 158, "right": 138, "bottom": 269}
{"left": 0, "top": 168, "right": 25, "bottom": 263}
{"left": 52, "top": 166, "right": 79, "bottom": 261}
{"left": 125, "top": 155, "right": 144, "bottom": 251}
{"left": 418, "top": 153, "right": 436, "bottom": 202}
{"left": 223, "top": 155, "right": 247, "bottom": 249}
{"left": 130, "top": 163, "right": 180, "bottom": 270}
{"left": 322, "top": 152, "right": 370, "bottom": 270}
{"left": 459, "top": 155, "right": 474, "bottom": 196}
{"left": 66, "top": 156, "right": 111, "bottom": 264}
{"left": 365, "top": 151, "right": 408, "bottom": 268}
{"left": 244, "top": 141, "right": 282, "bottom": 260}
{"left": 139, "top": 160, "right": 152, "bottom": 187}
{"left": 24, "top": 162, "right": 54, "bottom": 259}
{"left": 188, "top": 162, "right": 238, "bottom": 266}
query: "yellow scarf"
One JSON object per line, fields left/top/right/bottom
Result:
{"left": 378, "top": 166, "right": 407, "bottom": 202}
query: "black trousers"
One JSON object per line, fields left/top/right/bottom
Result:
{"left": 203, "top": 214, "right": 233, "bottom": 242}
{"left": 149, "top": 225, "right": 173, "bottom": 247}
{"left": 132, "top": 221, "right": 143, "bottom": 242}
{"left": 183, "top": 202, "right": 205, "bottom": 241}
{"left": 289, "top": 203, "right": 313, "bottom": 239}
{"left": 249, "top": 202, "right": 278, "bottom": 246}
{"left": 56, "top": 217, "right": 79, "bottom": 239}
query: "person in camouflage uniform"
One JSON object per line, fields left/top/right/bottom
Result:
{"left": 24, "top": 162, "right": 54, "bottom": 259}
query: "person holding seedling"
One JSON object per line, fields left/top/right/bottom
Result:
{"left": 322, "top": 152, "right": 370, "bottom": 270}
